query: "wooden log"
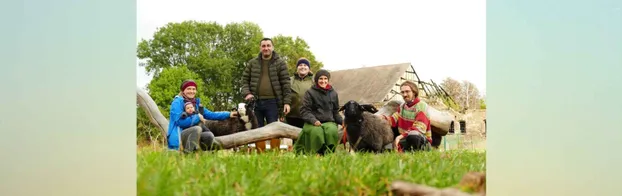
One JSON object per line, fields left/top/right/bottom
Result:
{"left": 374, "top": 99, "right": 455, "bottom": 136}
{"left": 136, "top": 87, "right": 169, "bottom": 141}
{"left": 212, "top": 122, "right": 301, "bottom": 149}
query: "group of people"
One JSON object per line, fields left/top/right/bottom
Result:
{"left": 165, "top": 38, "right": 440, "bottom": 155}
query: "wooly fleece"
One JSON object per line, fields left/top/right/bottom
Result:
{"left": 345, "top": 112, "right": 395, "bottom": 153}
{"left": 205, "top": 102, "right": 259, "bottom": 137}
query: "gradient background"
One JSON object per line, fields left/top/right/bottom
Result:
{"left": 1, "top": 0, "right": 620, "bottom": 195}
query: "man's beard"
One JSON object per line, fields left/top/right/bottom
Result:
{"left": 403, "top": 96, "right": 413, "bottom": 103}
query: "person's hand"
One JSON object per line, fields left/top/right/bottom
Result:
{"left": 198, "top": 104, "right": 205, "bottom": 115}
{"left": 283, "top": 104, "right": 290, "bottom": 115}
{"left": 394, "top": 134, "right": 404, "bottom": 151}
{"left": 230, "top": 111, "right": 238, "bottom": 118}
{"left": 314, "top": 121, "right": 321, "bottom": 126}
{"left": 244, "top": 94, "right": 254, "bottom": 101}
{"left": 198, "top": 114, "right": 207, "bottom": 123}
{"left": 279, "top": 117, "right": 285, "bottom": 122}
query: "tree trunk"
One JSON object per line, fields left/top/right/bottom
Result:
{"left": 136, "top": 87, "right": 169, "bottom": 141}
{"left": 212, "top": 122, "right": 302, "bottom": 149}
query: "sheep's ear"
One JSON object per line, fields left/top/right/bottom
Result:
{"left": 361, "top": 104, "right": 379, "bottom": 113}
{"left": 338, "top": 104, "right": 346, "bottom": 112}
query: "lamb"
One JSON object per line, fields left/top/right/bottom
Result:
{"left": 338, "top": 100, "right": 395, "bottom": 153}
{"left": 198, "top": 100, "right": 259, "bottom": 151}
{"left": 203, "top": 99, "right": 259, "bottom": 137}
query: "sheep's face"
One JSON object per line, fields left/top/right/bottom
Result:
{"left": 339, "top": 100, "right": 379, "bottom": 119}
{"left": 228, "top": 107, "right": 247, "bottom": 133}
{"left": 340, "top": 100, "right": 364, "bottom": 119}
{"left": 220, "top": 105, "right": 252, "bottom": 133}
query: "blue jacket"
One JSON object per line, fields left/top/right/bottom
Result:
{"left": 167, "top": 95, "right": 231, "bottom": 150}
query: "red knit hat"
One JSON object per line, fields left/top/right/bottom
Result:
{"left": 180, "top": 80, "right": 197, "bottom": 91}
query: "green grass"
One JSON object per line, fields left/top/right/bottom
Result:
{"left": 137, "top": 148, "right": 486, "bottom": 196}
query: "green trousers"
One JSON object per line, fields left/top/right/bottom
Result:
{"left": 293, "top": 122, "right": 339, "bottom": 155}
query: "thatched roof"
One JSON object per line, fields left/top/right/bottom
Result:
{"left": 329, "top": 63, "right": 412, "bottom": 106}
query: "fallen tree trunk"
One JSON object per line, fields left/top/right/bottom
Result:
{"left": 212, "top": 122, "right": 301, "bottom": 149}
{"left": 375, "top": 100, "right": 455, "bottom": 136}
{"left": 136, "top": 87, "right": 169, "bottom": 140}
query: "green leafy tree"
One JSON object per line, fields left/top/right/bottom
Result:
{"left": 137, "top": 20, "right": 323, "bottom": 112}
{"left": 271, "top": 34, "right": 324, "bottom": 74}
{"left": 220, "top": 22, "right": 264, "bottom": 106}
{"left": 137, "top": 21, "right": 263, "bottom": 110}
{"left": 147, "top": 66, "right": 208, "bottom": 113}
{"left": 137, "top": 21, "right": 225, "bottom": 75}
{"left": 137, "top": 21, "right": 232, "bottom": 110}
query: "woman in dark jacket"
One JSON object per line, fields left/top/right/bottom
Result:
{"left": 293, "top": 69, "right": 343, "bottom": 155}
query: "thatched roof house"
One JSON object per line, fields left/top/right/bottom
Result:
{"left": 329, "top": 63, "right": 421, "bottom": 106}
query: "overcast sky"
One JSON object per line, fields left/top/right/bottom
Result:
{"left": 137, "top": 0, "right": 486, "bottom": 95}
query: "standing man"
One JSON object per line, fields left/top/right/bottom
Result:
{"left": 285, "top": 58, "right": 315, "bottom": 145}
{"left": 387, "top": 80, "right": 443, "bottom": 152}
{"left": 241, "top": 38, "right": 292, "bottom": 153}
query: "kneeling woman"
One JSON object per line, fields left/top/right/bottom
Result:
{"left": 294, "top": 69, "right": 343, "bottom": 155}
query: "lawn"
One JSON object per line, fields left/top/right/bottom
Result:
{"left": 137, "top": 147, "right": 486, "bottom": 196}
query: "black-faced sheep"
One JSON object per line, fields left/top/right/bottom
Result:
{"left": 338, "top": 100, "right": 395, "bottom": 153}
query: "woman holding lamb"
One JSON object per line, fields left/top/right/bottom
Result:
{"left": 293, "top": 69, "right": 343, "bottom": 155}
